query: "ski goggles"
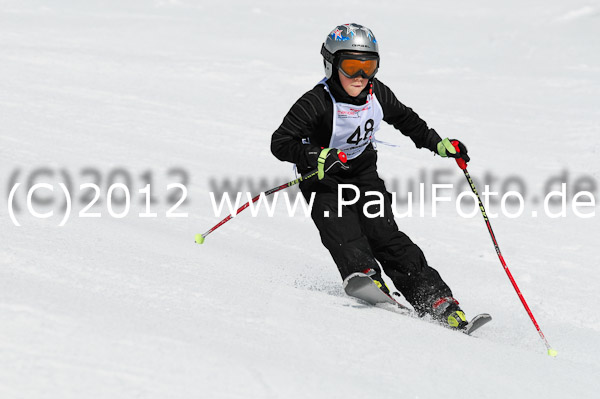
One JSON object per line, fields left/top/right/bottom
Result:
{"left": 337, "top": 53, "right": 379, "bottom": 79}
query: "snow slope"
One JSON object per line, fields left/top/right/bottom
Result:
{"left": 1, "top": 1, "right": 599, "bottom": 398}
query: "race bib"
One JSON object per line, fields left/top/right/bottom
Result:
{"left": 320, "top": 79, "right": 383, "bottom": 160}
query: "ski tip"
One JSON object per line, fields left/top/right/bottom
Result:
{"left": 195, "top": 234, "right": 205, "bottom": 244}
{"left": 547, "top": 348, "right": 558, "bottom": 357}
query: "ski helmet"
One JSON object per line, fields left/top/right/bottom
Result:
{"left": 321, "top": 23, "right": 379, "bottom": 79}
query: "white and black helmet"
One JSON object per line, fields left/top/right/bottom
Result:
{"left": 321, "top": 23, "right": 379, "bottom": 79}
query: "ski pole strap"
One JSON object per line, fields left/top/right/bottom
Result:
{"left": 317, "top": 148, "right": 333, "bottom": 180}
{"left": 436, "top": 138, "right": 456, "bottom": 157}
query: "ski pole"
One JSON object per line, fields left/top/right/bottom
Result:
{"left": 451, "top": 141, "right": 557, "bottom": 357}
{"left": 194, "top": 169, "right": 318, "bottom": 244}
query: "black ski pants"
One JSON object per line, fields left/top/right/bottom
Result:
{"left": 300, "top": 169, "right": 453, "bottom": 315}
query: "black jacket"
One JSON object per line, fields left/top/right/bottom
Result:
{"left": 271, "top": 77, "right": 442, "bottom": 176}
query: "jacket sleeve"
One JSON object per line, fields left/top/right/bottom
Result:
{"left": 270, "top": 87, "right": 328, "bottom": 170}
{"left": 373, "top": 79, "right": 442, "bottom": 153}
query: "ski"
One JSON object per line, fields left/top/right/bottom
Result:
{"left": 343, "top": 272, "right": 492, "bottom": 335}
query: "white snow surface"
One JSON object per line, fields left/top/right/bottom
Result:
{"left": 1, "top": 1, "right": 599, "bottom": 398}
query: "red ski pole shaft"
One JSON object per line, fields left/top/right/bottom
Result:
{"left": 451, "top": 142, "right": 556, "bottom": 357}
{"left": 195, "top": 169, "right": 318, "bottom": 244}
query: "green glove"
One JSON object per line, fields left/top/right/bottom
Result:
{"left": 437, "top": 138, "right": 470, "bottom": 162}
{"left": 317, "top": 148, "right": 348, "bottom": 180}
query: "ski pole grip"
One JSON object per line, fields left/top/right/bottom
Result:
{"left": 451, "top": 140, "right": 467, "bottom": 170}
{"left": 337, "top": 150, "right": 348, "bottom": 163}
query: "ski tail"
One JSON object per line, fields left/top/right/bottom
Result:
{"left": 343, "top": 272, "right": 408, "bottom": 309}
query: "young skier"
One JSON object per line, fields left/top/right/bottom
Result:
{"left": 270, "top": 23, "right": 471, "bottom": 329}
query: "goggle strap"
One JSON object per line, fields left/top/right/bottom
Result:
{"left": 321, "top": 44, "right": 335, "bottom": 63}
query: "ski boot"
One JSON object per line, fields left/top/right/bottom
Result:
{"left": 431, "top": 297, "right": 468, "bottom": 330}
{"left": 361, "top": 268, "right": 391, "bottom": 295}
